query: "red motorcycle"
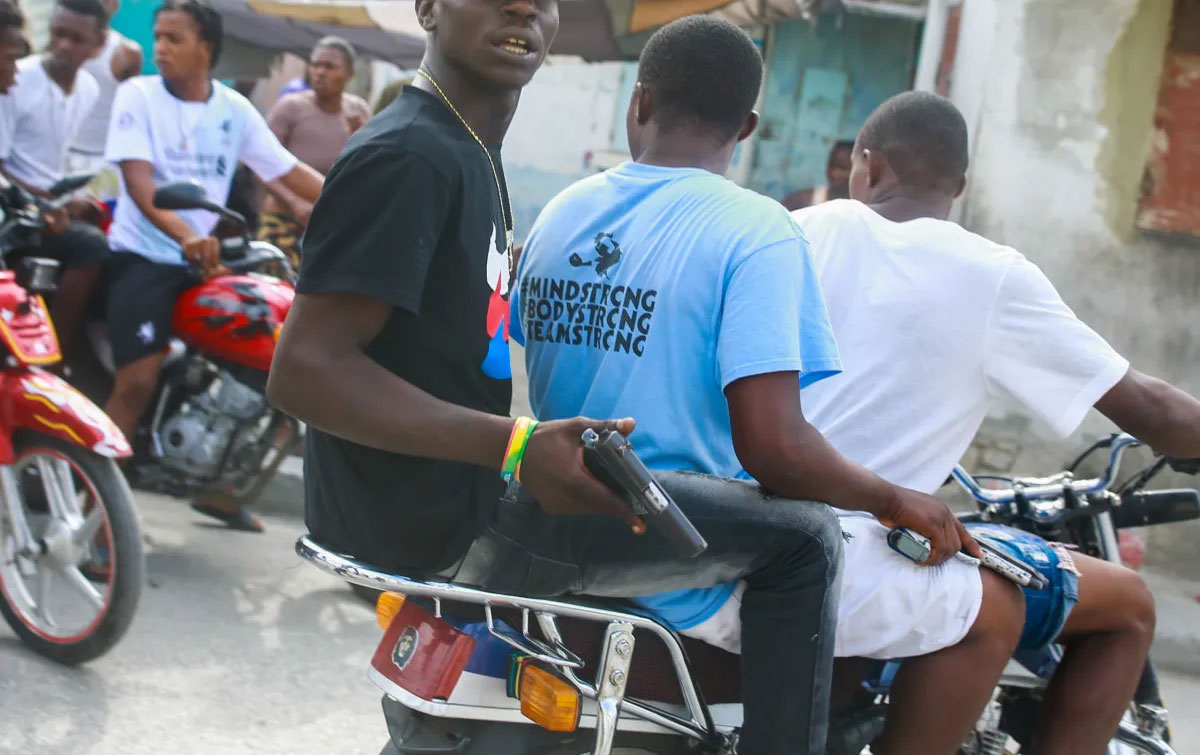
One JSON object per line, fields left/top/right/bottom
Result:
{"left": 83, "top": 181, "right": 300, "bottom": 511}
{"left": 0, "top": 174, "right": 142, "bottom": 664}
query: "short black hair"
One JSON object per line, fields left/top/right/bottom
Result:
{"left": 57, "top": 0, "right": 110, "bottom": 29}
{"left": 156, "top": 0, "right": 223, "bottom": 68}
{"left": 0, "top": 0, "right": 24, "bottom": 32}
{"left": 828, "top": 139, "right": 854, "bottom": 165}
{"left": 314, "top": 35, "right": 355, "bottom": 70}
{"left": 858, "top": 91, "right": 969, "bottom": 190}
{"left": 637, "top": 16, "right": 762, "bottom": 141}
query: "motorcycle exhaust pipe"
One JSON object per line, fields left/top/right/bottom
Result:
{"left": 1114, "top": 489, "right": 1200, "bottom": 529}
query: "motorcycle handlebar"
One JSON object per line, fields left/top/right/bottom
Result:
{"left": 952, "top": 433, "right": 1144, "bottom": 505}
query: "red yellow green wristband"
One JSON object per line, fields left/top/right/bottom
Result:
{"left": 501, "top": 416, "right": 539, "bottom": 484}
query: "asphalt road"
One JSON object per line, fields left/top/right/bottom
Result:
{"left": 2, "top": 473, "right": 1199, "bottom": 754}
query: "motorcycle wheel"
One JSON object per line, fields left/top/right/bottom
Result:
{"left": 0, "top": 433, "right": 143, "bottom": 665}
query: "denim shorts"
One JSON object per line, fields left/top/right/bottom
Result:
{"left": 966, "top": 524, "right": 1081, "bottom": 650}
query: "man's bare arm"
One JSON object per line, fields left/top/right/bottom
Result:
{"left": 1095, "top": 369, "right": 1200, "bottom": 458}
{"left": 112, "top": 42, "right": 143, "bottom": 81}
{"left": 726, "top": 371, "right": 978, "bottom": 564}
{"left": 119, "top": 160, "right": 197, "bottom": 243}
{"left": 276, "top": 162, "right": 323, "bottom": 204}
{"left": 268, "top": 290, "right": 513, "bottom": 465}
{"left": 267, "top": 290, "right": 642, "bottom": 526}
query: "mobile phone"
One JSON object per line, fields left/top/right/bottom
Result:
{"left": 887, "top": 527, "right": 1047, "bottom": 590}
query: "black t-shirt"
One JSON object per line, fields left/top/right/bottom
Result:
{"left": 296, "top": 86, "right": 513, "bottom": 574}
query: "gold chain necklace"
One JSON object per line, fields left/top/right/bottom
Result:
{"left": 416, "top": 68, "right": 514, "bottom": 281}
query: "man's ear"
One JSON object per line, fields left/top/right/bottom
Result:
{"left": 415, "top": 0, "right": 436, "bottom": 31}
{"left": 633, "top": 82, "right": 653, "bottom": 127}
{"left": 954, "top": 175, "right": 967, "bottom": 198}
{"left": 864, "top": 148, "right": 886, "bottom": 188}
{"left": 737, "top": 110, "right": 759, "bottom": 142}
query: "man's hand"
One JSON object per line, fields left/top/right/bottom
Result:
{"left": 518, "top": 417, "right": 646, "bottom": 534}
{"left": 876, "top": 488, "right": 981, "bottom": 566}
{"left": 65, "top": 195, "right": 100, "bottom": 221}
{"left": 181, "top": 235, "right": 225, "bottom": 278}
{"left": 42, "top": 207, "right": 69, "bottom": 236}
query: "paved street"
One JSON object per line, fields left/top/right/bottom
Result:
{"left": 0, "top": 472, "right": 386, "bottom": 755}
{"left": 0, "top": 443, "right": 1197, "bottom": 754}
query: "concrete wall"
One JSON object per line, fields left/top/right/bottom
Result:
{"left": 949, "top": 0, "right": 1199, "bottom": 572}
{"left": 751, "top": 14, "right": 920, "bottom": 199}
{"left": 501, "top": 60, "right": 631, "bottom": 241}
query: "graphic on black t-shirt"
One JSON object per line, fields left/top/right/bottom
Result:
{"left": 482, "top": 222, "right": 512, "bottom": 380}
{"left": 520, "top": 231, "right": 656, "bottom": 357}
{"left": 569, "top": 233, "right": 623, "bottom": 278}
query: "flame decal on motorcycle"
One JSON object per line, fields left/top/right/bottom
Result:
{"left": 193, "top": 282, "right": 278, "bottom": 340}
{"left": 21, "top": 374, "right": 130, "bottom": 457}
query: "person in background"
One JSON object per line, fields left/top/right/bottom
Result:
{"left": 258, "top": 35, "right": 369, "bottom": 267}
{"left": 0, "top": 0, "right": 24, "bottom": 97}
{"left": 67, "top": 0, "right": 141, "bottom": 199}
{"left": 782, "top": 139, "right": 853, "bottom": 211}
{"left": 103, "top": 0, "right": 322, "bottom": 531}
{"left": 0, "top": 0, "right": 25, "bottom": 101}
{"left": 1, "top": 0, "right": 111, "bottom": 356}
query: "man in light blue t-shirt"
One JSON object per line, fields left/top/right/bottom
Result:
{"left": 512, "top": 17, "right": 978, "bottom": 755}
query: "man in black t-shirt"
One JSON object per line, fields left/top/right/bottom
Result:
{"left": 267, "top": 4, "right": 843, "bottom": 753}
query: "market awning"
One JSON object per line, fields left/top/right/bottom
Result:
{"left": 212, "top": 0, "right": 870, "bottom": 65}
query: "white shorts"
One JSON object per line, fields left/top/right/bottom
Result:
{"left": 686, "top": 514, "right": 983, "bottom": 659}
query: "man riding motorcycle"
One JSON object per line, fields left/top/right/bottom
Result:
{"left": 269, "top": 7, "right": 845, "bottom": 755}
{"left": 1, "top": 0, "right": 113, "bottom": 357}
{"left": 101, "top": 0, "right": 321, "bottom": 530}
{"left": 615, "top": 92, "right": 1200, "bottom": 755}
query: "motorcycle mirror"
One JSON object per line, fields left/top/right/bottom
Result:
{"left": 47, "top": 173, "right": 95, "bottom": 198}
{"left": 153, "top": 181, "right": 247, "bottom": 227}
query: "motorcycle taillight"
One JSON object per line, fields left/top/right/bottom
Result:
{"left": 369, "top": 598, "right": 476, "bottom": 702}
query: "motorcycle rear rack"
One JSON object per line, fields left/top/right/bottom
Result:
{"left": 295, "top": 536, "right": 728, "bottom": 755}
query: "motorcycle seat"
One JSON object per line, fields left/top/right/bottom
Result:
{"left": 298, "top": 535, "right": 742, "bottom": 706}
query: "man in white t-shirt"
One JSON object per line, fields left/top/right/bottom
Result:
{"left": 0, "top": 0, "right": 111, "bottom": 356}
{"left": 679, "top": 92, "right": 1200, "bottom": 754}
{"left": 102, "top": 0, "right": 321, "bottom": 531}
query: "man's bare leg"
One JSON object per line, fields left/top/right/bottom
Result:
{"left": 50, "top": 265, "right": 102, "bottom": 357}
{"left": 105, "top": 352, "right": 166, "bottom": 440}
{"left": 1033, "top": 554, "right": 1155, "bottom": 755}
{"left": 873, "top": 570, "right": 1025, "bottom": 755}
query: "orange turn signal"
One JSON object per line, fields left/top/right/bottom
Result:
{"left": 375, "top": 591, "right": 406, "bottom": 630}
{"left": 518, "top": 662, "right": 581, "bottom": 732}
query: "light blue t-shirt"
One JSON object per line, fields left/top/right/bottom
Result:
{"left": 511, "top": 162, "right": 841, "bottom": 629}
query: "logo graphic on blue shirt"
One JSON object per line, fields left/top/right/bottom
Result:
{"left": 517, "top": 231, "right": 657, "bottom": 358}
{"left": 569, "top": 232, "right": 623, "bottom": 278}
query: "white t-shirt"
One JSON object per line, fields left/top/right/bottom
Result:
{"left": 2, "top": 56, "right": 99, "bottom": 191}
{"left": 795, "top": 199, "right": 1130, "bottom": 497}
{"left": 0, "top": 94, "right": 13, "bottom": 161}
{"left": 105, "top": 76, "right": 297, "bottom": 265}
{"left": 683, "top": 199, "right": 1130, "bottom": 661}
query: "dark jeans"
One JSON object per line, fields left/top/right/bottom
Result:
{"left": 452, "top": 471, "right": 843, "bottom": 755}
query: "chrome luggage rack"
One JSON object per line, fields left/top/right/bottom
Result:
{"left": 295, "top": 536, "right": 730, "bottom": 755}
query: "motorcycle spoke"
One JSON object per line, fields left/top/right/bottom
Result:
{"left": 72, "top": 506, "right": 104, "bottom": 547}
{"left": 35, "top": 565, "right": 55, "bottom": 627}
{"left": 59, "top": 565, "right": 104, "bottom": 610}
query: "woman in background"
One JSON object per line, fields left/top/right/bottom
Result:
{"left": 258, "top": 36, "right": 369, "bottom": 267}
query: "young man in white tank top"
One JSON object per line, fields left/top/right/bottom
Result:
{"left": 68, "top": 0, "right": 141, "bottom": 197}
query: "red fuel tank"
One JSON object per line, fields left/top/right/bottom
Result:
{"left": 172, "top": 274, "right": 293, "bottom": 373}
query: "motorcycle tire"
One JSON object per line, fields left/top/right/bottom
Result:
{"left": 0, "top": 433, "right": 144, "bottom": 665}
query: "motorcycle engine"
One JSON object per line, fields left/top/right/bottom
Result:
{"left": 156, "top": 359, "right": 268, "bottom": 481}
